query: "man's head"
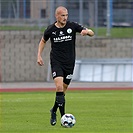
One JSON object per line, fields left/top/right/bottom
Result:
{"left": 55, "top": 6, "right": 68, "bottom": 26}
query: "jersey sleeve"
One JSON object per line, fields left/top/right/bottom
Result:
{"left": 43, "top": 27, "right": 50, "bottom": 41}
{"left": 73, "top": 22, "right": 86, "bottom": 33}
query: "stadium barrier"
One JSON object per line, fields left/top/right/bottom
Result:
{"left": 47, "top": 59, "right": 133, "bottom": 82}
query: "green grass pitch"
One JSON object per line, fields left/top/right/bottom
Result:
{"left": 0, "top": 90, "right": 132, "bottom": 133}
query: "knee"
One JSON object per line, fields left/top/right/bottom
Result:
{"left": 63, "top": 83, "right": 68, "bottom": 93}
{"left": 56, "top": 84, "right": 63, "bottom": 92}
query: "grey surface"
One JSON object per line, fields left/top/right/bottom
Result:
{"left": 0, "top": 82, "right": 132, "bottom": 89}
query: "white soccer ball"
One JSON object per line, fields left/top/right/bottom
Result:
{"left": 61, "top": 114, "right": 76, "bottom": 128}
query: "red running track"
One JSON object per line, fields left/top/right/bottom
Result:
{"left": 0, "top": 87, "right": 132, "bottom": 92}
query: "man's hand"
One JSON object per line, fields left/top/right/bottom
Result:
{"left": 37, "top": 55, "right": 44, "bottom": 66}
{"left": 80, "top": 29, "right": 94, "bottom": 37}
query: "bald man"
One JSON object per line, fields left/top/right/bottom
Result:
{"left": 37, "top": 6, "right": 94, "bottom": 126}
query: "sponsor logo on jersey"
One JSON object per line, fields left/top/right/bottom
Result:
{"left": 53, "top": 35, "right": 72, "bottom": 42}
{"left": 67, "top": 28, "right": 72, "bottom": 34}
{"left": 59, "top": 31, "right": 64, "bottom": 36}
{"left": 66, "top": 74, "right": 73, "bottom": 79}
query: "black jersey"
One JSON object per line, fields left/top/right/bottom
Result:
{"left": 43, "top": 21, "right": 84, "bottom": 64}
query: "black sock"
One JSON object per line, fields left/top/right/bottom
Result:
{"left": 52, "top": 92, "right": 65, "bottom": 113}
{"left": 52, "top": 100, "right": 58, "bottom": 113}
{"left": 56, "top": 92, "right": 65, "bottom": 117}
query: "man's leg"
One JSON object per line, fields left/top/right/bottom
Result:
{"left": 52, "top": 77, "right": 64, "bottom": 113}
{"left": 63, "top": 83, "right": 68, "bottom": 94}
{"left": 50, "top": 77, "right": 65, "bottom": 125}
{"left": 54, "top": 77, "right": 65, "bottom": 116}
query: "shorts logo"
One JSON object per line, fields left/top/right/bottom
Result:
{"left": 66, "top": 74, "right": 73, "bottom": 79}
{"left": 52, "top": 72, "right": 56, "bottom": 77}
{"left": 67, "top": 28, "right": 72, "bottom": 34}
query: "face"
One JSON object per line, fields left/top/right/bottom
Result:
{"left": 56, "top": 8, "right": 68, "bottom": 25}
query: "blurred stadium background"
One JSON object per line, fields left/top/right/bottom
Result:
{"left": 0, "top": 0, "right": 133, "bottom": 83}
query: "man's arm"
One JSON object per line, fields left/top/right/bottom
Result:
{"left": 80, "top": 28, "right": 94, "bottom": 37}
{"left": 37, "top": 37, "right": 46, "bottom": 66}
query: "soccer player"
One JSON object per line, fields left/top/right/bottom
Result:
{"left": 37, "top": 6, "right": 94, "bottom": 126}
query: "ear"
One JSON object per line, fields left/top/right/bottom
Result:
{"left": 55, "top": 14, "right": 58, "bottom": 20}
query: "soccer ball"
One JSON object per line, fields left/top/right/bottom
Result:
{"left": 61, "top": 114, "right": 76, "bottom": 128}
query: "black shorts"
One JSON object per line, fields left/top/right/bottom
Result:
{"left": 51, "top": 60, "right": 75, "bottom": 85}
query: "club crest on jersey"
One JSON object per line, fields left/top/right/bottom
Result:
{"left": 67, "top": 28, "right": 72, "bottom": 34}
